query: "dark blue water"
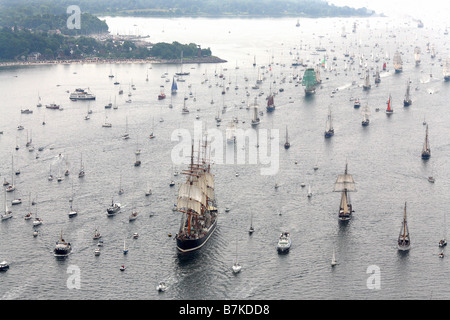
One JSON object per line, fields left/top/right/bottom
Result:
{"left": 1, "top": 16, "right": 450, "bottom": 300}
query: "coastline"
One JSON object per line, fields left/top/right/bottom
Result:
{"left": 0, "top": 56, "right": 227, "bottom": 68}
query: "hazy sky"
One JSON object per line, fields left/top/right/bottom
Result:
{"left": 328, "top": 0, "right": 450, "bottom": 21}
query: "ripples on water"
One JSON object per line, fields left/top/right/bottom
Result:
{"left": 1, "top": 16, "right": 450, "bottom": 300}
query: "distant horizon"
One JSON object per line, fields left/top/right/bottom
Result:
{"left": 328, "top": 0, "right": 450, "bottom": 23}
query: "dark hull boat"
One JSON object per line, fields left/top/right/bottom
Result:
{"left": 175, "top": 140, "right": 218, "bottom": 253}
{"left": 421, "top": 125, "right": 431, "bottom": 160}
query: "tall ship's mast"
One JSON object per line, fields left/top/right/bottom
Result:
{"left": 393, "top": 51, "right": 403, "bottom": 73}
{"left": 175, "top": 137, "right": 218, "bottom": 253}
{"left": 403, "top": 79, "right": 412, "bottom": 106}
{"left": 302, "top": 67, "right": 317, "bottom": 95}
{"left": 363, "top": 69, "right": 371, "bottom": 90}
{"left": 333, "top": 163, "right": 356, "bottom": 221}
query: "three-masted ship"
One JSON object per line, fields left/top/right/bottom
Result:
{"left": 362, "top": 69, "right": 371, "bottom": 90}
{"left": 175, "top": 140, "right": 218, "bottom": 253}
{"left": 393, "top": 51, "right": 403, "bottom": 73}
{"left": 414, "top": 47, "right": 421, "bottom": 66}
{"left": 324, "top": 109, "right": 334, "bottom": 138}
{"left": 361, "top": 103, "right": 370, "bottom": 126}
{"left": 421, "top": 124, "right": 431, "bottom": 160}
{"left": 398, "top": 202, "right": 411, "bottom": 251}
{"left": 333, "top": 163, "right": 356, "bottom": 221}
{"left": 302, "top": 67, "right": 317, "bottom": 95}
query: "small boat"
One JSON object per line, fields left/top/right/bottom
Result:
{"left": 353, "top": 99, "right": 360, "bottom": 108}
{"left": 1, "top": 189, "right": 12, "bottom": 221}
{"left": 93, "top": 228, "right": 101, "bottom": 240}
{"left": 94, "top": 248, "right": 101, "bottom": 256}
{"left": 97, "top": 240, "right": 104, "bottom": 247}
{"left": 439, "top": 239, "right": 447, "bottom": 247}
{"left": 120, "top": 265, "right": 126, "bottom": 271}
{"left": 106, "top": 198, "right": 121, "bottom": 216}
{"left": 439, "top": 251, "right": 444, "bottom": 258}
{"left": 331, "top": 249, "right": 337, "bottom": 267}
{"left": 133, "top": 233, "right": 139, "bottom": 239}
{"left": 324, "top": 108, "right": 334, "bottom": 138}
{"left": 284, "top": 126, "right": 290, "bottom": 149}
{"left": 0, "top": 261, "right": 9, "bottom": 271}
{"left": 54, "top": 231, "right": 72, "bottom": 257}
{"left": 249, "top": 213, "right": 255, "bottom": 234}
{"left": 428, "top": 176, "right": 435, "bottom": 183}
{"left": 156, "top": 281, "right": 167, "bottom": 292}
{"left": 277, "top": 232, "right": 291, "bottom": 253}
{"left": 129, "top": 210, "right": 138, "bottom": 221}
{"left": 232, "top": 240, "right": 242, "bottom": 274}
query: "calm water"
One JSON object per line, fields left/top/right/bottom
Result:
{"left": 1, "top": 16, "right": 450, "bottom": 300}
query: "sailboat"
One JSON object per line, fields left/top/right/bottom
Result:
{"left": 171, "top": 77, "right": 178, "bottom": 94}
{"left": 421, "top": 124, "right": 431, "bottom": 160}
{"left": 6, "top": 156, "right": 15, "bottom": 193}
{"left": 331, "top": 248, "right": 337, "bottom": 267}
{"left": 398, "top": 202, "right": 411, "bottom": 251}
{"left": 302, "top": 67, "right": 317, "bottom": 95}
{"left": 361, "top": 103, "right": 370, "bottom": 126}
{"left": 32, "top": 197, "right": 43, "bottom": 226}
{"left": 78, "top": 154, "right": 85, "bottom": 178}
{"left": 414, "top": 47, "right": 421, "bottom": 66}
{"left": 403, "top": 79, "right": 412, "bottom": 106}
{"left": 175, "top": 51, "right": 190, "bottom": 76}
{"left": 123, "top": 238, "right": 128, "bottom": 254}
{"left": 393, "top": 51, "right": 403, "bottom": 73}
{"left": 249, "top": 213, "right": 254, "bottom": 234}
{"left": 122, "top": 117, "right": 130, "bottom": 140}
{"left": 266, "top": 87, "right": 275, "bottom": 112}
{"left": 68, "top": 187, "right": 78, "bottom": 217}
{"left": 333, "top": 163, "right": 356, "bottom": 221}
{"left": 284, "top": 126, "right": 290, "bottom": 149}
{"left": 232, "top": 240, "right": 242, "bottom": 274}
{"left": 439, "top": 211, "right": 447, "bottom": 247}
{"left": 362, "top": 69, "right": 371, "bottom": 90}
{"left": 251, "top": 98, "right": 260, "bottom": 126}
{"left": 443, "top": 58, "right": 450, "bottom": 81}
{"left": 374, "top": 66, "right": 381, "bottom": 84}
{"left": 324, "top": 108, "right": 334, "bottom": 138}
{"left": 118, "top": 175, "right": 124, "bottom": 195}
{"left": 1, "top": 189, "right": 12, "bottom": 221}
{"left": 385, "top": 94, "right": 393, "bottom": 114}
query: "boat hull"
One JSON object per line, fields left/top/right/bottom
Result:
{"left": 176, "top": 218, "right": 217, "bottom": 253}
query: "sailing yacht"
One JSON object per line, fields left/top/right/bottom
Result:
{"left": 398, "top": 202, "right": 411, "bottom": 251}
{"left": 403, "top": 79, "right": 412, "bottom": 106}
{"left": 1, "top": 189, "right": 12, "bottom": 221}
{"left": 78, "top": 154, "right": 85, "bottom": 178}
{"left": 171, "top": 77, "right": 178, "bottom": 94}
{"left": 333, "top": 163, "right": 356, "bottom": 221}
{"left": 414, "top": 47, "right": 421, "bottom": 66}
{"left": 443, "top": 58, "right": 450, "bottom": 81}
{"left": 421, "top": 125, "right": 431, "bottom": 160}
{"left": 361, "top": 103, "right": 370, "bottom": 126}
{"left": 122, "top": 117, "right": 130, "bottom": 140}
{"left": 439, "top": 212, "right": 447, "bottom": 247}
{"left": 362, "top": 69, "right": 371, "bottom": 90}
{"left": 331, "top": 249, "right": 337, "bottom": 267}
{"left": 385, "top": 94, "right": 393, "bottom": 114}
{"left": 324, "top": 108, "right": 334, "bottom": 138}
{"left": 284, "top": 126, "right": 290, "bottom": 149}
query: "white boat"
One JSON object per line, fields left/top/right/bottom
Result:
{"left": 94, "top": 248, "right": 101, "bottom": 256}
{"left": 93, "top": 227, "right": 101, "bottom": 240}
{"left": 277, "top": 232, "right": 291, "bottom": 253}
{"left": 331, "top": 249, "right": 337, "bottom": 267}
{"left": 129, "top": 209, "right": 138, "bottom": 221}
{"left": 1, "top": 189, "right": 12, "bottom": 221}
{"left": 251, "top": 98, "right": 261, "bottom": 126}
{"left": 307, "top": 184, "right": 312, "bottom": 198}
{"left": 232, "top": 240, "right": 242, "bottom": 274}
{"left": 0, "top": 261, "right": 9, "bottom": 271}
{"left": 156, "top": 281, "right": 167, "bottom": 292}
{"left": 53, "top": 231, "right": 72, "bottom": 257}
{"left": 120, "top": 265, "right": 126, "bottom": 271}
{"left": 69, "top": 88, "right": 96, "bottom": 100}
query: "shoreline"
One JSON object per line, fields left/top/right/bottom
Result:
{"left": 0, "top": 56, "right": 227, "bottom": 68}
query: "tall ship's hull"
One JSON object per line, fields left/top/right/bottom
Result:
{"left": 176, "top": 214, "right": 218, "bottom": 253}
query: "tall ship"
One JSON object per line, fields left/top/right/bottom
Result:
{"left": 403, "top": 79, "right": 412, "bottom": 106}
{"left": 374, "top": 66, "right": 381, "bottom": 84}
{"left": 361, "top": 103, "right": 370, "bottom": 126}
{"left": 324, "top": 108, "right": 334, "bottom": 138}
{"left": 393, "top": 51, "right": 403, "bottom": 73}
{"left": 421, "top": 124, "right": 431, "bottom": 160}
{"left": 333, "top": 163, "right": 356, "bottom": 221}
{"left": 175, "top": 140, "right": 218, "bottom": 253}
{"left": 397, "top": 202, "right": 411, "bottom": 251}
{"left": 301, "top": 67, "right": 317, "bottom": 95}
{"left": 266, "top": 87, "right": 275, "bottom": 112}
{"left": 362, "top": 69, "right": 371, "bottom": 90}
{"left": 69, "top": 88, "right": 96, "bottom": 101}
{"left": 414, "top": 47, "right": 421, "bottom": 66}
{"left": 443, "top": 58, "right": 450, "bottom": 81}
